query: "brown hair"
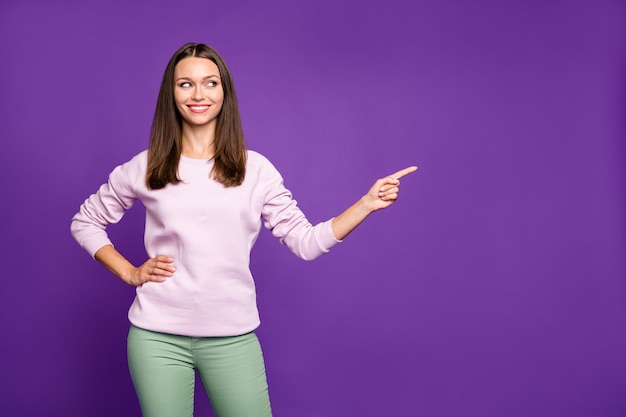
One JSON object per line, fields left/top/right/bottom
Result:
{"left": 146, "top": 43, "right": 247, "bottom": 189}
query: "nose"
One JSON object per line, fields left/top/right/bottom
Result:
{"left": 192, "top": 85, "right": 205, "bottom": 101}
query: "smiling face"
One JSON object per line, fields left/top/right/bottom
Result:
{"left": 173, "top": 57, "right": 224, "bottom": 130}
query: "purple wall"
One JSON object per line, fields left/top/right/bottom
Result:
{"left": 1, "top": 1, "right": 625, "bottom": 416}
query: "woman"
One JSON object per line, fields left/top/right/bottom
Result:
{"left": 71, "top": 42, "right": 416, "bottom": 417}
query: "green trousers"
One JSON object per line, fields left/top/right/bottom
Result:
{"left": 127, "top": 325, "right": 273, "bottom": 417}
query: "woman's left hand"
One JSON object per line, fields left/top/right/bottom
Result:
{"left": 331, "top": 165, "right": 418, "bottom": 241}
{"left": 363, "top": 166, "right": 418, "bottom": 211}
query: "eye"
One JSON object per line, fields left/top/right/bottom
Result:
{"left": 206, "top": 80, "right": 218, "bottom": 87}
{"left": 179, "top": 82, "right": 192, "bottom": 88}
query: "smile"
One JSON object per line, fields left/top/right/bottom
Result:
{"left": 188, "top": 105, "right": 210, "bottom": 113}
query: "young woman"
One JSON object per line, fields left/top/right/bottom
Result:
{"left": 71, "top": 42, "right": 416, "bottom": 417}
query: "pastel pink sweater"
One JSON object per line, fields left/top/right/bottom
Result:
{"left": 71, "top": 150, "right": 339, "bottom": 337}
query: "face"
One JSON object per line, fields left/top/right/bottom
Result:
{"left": 173, "top": 57, "right": 224, "bottom": 129}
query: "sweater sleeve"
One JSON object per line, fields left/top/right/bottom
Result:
{"left": 70, "top": 153, "right": 144, "bottom": 258}
{"left": 260, "top": 158, "right": 340, "bottom": 260}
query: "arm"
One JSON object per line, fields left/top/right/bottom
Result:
{"left": 71, "top": 152, "right": 175, "bottom": 286}
{"left": 331, "top": 166, "right": 418, "bottom": 241}
{"left": 94, "top": 244, "right": 175, "bottom": 287}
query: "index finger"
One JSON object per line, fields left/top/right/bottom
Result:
{"left": 389, "top": 166, "right": 418, "bottom": 180}
{"left": 154, "top": 255, "right": 175, "bottom": 263}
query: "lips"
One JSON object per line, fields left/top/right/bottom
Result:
{"left": 188, "top": 105, "right": 210, "bottom": 113}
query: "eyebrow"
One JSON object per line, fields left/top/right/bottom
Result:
{"left": 175, "top": 75, "right": 220, "bottom": 82}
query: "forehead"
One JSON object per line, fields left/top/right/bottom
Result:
{"left": 174, "top": 57, "right": 220, "bottom": 78}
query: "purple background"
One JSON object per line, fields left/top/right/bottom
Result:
{"left": 1, "top": 1, "right": 625, "bottom": 416}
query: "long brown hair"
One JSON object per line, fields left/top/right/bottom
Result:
{"left": 146, "top": 43, "right": 247, "bottom": 189}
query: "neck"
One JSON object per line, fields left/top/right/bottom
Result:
{"left": 181, "top": 123, "right": 216, "bottom": 159}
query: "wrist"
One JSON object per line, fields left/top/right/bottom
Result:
{"left": 120, "top": 265, "right": 136, "bottom": 285}
{"left": 360, "top": 195, "right": 378, "bottom": 214}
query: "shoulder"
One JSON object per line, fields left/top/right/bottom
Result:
{"left": 109, "top": 150, "right": 148, "bottom": 182}
{"left": 117, "top": 150, "right": 148, "bottom": 170}
{"left": 126, "top": 149, "right": 149, "bottom": 166}
{"left": 246, "top": 149, "right": 272, "bottom": 167}
{"left": 247, "top": 150, "right": 279, "bottom": 173}
{"left": 245, "top": 150, "right": 283, "bottom": 183}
